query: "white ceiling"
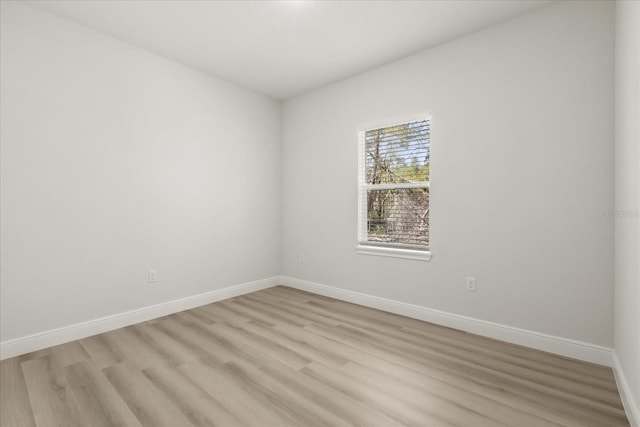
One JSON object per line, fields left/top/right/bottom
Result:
{"left": 28, "top": 0, "right": 554, "bottom": 100}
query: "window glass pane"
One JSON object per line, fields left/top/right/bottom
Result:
{"left": 365, "top": 120, "right": 430, "bottom": 185}
{"left": 366, "top": 187, "right": 429, "bottom": 246}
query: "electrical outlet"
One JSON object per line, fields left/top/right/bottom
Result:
{"left": 297, "top": 253, "right": 305, "bottom": 263}
{"left": 148, "top": 270, "right": 158, "bottom": 283}
{"left": 466, "top": 277, "right": 476, "bottom": 292}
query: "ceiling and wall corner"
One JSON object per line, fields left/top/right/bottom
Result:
{"left": 25, "top": 0, "right": 554, "bottom": 100}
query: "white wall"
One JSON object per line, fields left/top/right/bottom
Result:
{"left": 282, "top": 1, "right": 615, "bottom": 346}
{"left": 614, "top": 0, "right": 640, "bottom": 421}
{"left": 0, "top": 2, "right": 281, "bottom": 342}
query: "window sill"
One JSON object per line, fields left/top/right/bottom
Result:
{"left": 356, "top": 245, "right": 432, "bottom": 261}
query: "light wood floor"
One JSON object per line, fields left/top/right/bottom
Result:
{"left": 0, "top": 286, "right": 630, "bottom": 427}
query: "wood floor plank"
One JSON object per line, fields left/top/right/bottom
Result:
{"left": 241, "top": 319, "right": 349, "bottom": 369}
{"left": 206, "top": 322, "right": 312, "bottom": 370}
{"left": 316, "top": 294, "right": 615, "bottom": 380}
{"left": 247, "top": 289, "right": 343, "bottom": 326}
{"left": 21, "top": 355, "right": 88, "bottom": 427}
{"left": 212, "top": 301, "right": 255, "bottom": 325}
{"left": 222, "top": 357, "right": 350, "bottom": 427}
{"left": 301, "top": 361, "right": 456, "bottom": 426}
{"left": 235, "top": 295, "right": 313, "bottom": 327}
{"left": 261, "top": 286, "right": 314, "bottom": 304}
{"left": 129, "top": 322, "right": 200, "bottom": 366}
{"left": 342, "top": 360, "right": 562, "bottom": 427}
{"left": 79, "top": 334, "right": 122, "bottom": 370}
{"left": 103, "top": 361, "right": 195, "bottom": 427}
{"left": 182, "top": 306, "right": 220, "bottom": 325}
{"left": 218, "top": 299, "right": 293, "bottom": 327}
{"left": 178, "top": 358, "right": 294, "bottom": 426}
{"left": 332, "top": 320, "right": 623, "bottom": 406}
{"left": 0, "top": 357, "right": 36, "bottom": 427}
{"left": 152, "top": 317, "right": 236, "bottom": 364}
{"left": 18, "top": 341, "right": 89, "bottom": 367}
{"left": 271, "top": 286, "right": 338, "bottom": 304}
{"left": 308, "top": 296, "right": 617, "bottom": 386}
{"left": 269, "top": 313, "right": 608, "bottom": 426}
{"left": 64, "top": 360, "right": 142, "bottom": 427}
{"left": 394, "top": 323, "right": 618, "bottom": 390}
{"left": 182, "top": 321, "right": 404, "bottom": 426}
{"left": 87, "top": 328, "right": 161, "bottom": 371}
{"left": 335, "top": 341, "right": 608, "bottom": 427}
{"left": 143, "top": 364, "right": 243, "bottom": 427}
{"left": 275, "top": 318, "right": 565, "bottom": 425}
{"left": 243, "top": 353, "right": 407, "bottom": 427}
{"left": 170, "top": 310, "right": 213, "bottom": 325}
{"left": 1, "top": 286, "right": 630, "bottom": 426}
{"left": 348, "top": 321, "right": 623, "bottom": 409}
{"left": 305, "top": 321, "right": 629, "bottom": 425}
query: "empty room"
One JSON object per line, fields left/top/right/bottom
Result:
{"left": 1, "top": 0, "right": 638, "bottom": 426}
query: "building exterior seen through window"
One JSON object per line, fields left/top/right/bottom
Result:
{"left": 358, "top": 119, "right": 430, "bottom": 253}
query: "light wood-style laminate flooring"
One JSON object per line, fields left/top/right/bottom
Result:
{"left": 0, "top": 286, "right": 630, "bottom": 426}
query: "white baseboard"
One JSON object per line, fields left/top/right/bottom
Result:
{"left": 0, "top": 276, "right": 279, "bottom": 361}
{"left": 1, "top": 274, "right": 615, "bottom": 368}
{"left": 279, "top": 276, "right": 613, "bottom": 367}
{"left": 613, "top": 352, "right": 640, "bottom": 427}
{"left": 4, "top": 275, "right": 629, "bottom": 421}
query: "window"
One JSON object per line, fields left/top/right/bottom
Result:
{"left": 357, "top": 118, "right": 431, "bottom": 261}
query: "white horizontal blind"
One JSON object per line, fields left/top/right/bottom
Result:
{"left": 358, "top": 119, "right": 430, "bottom": 249}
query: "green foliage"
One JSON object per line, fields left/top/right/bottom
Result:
{"left": 365, "top": 120, "right": 430, "bottom": 184}
{"left": 364, "top": 120, "right": 430, "bottom": 246}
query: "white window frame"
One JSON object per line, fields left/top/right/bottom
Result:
{"left": 357, "top": 117, "right": 432, "bottom": 261}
